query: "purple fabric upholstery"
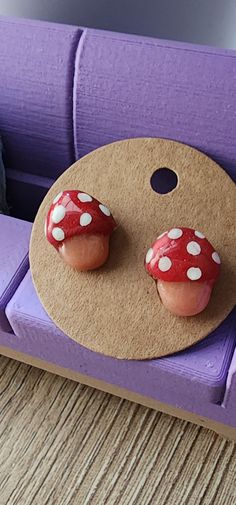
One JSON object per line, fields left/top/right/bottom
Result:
{"left": 74, "top": 30, "right": 236, "bottom": 182}
{"left": 0, "top": 16, "right": 82, "bottom": 177}
{"left": 5, "top": 271, "right": 236, "bottom": 408}
{"left": 0, "top": 214, "right": 31, "bottom": 331}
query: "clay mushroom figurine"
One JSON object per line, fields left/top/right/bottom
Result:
{"left": 145, "top": 227, "right": 221, "bottom": 316}
{"left": 45, "top": 190, "right": 116, "bottom": 271}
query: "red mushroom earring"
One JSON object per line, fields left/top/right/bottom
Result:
{"left": 45, "top": 190, "right": 116, "bottom": 271}
{"left": 145, "top": 227, "right": 221, "bottom": 316}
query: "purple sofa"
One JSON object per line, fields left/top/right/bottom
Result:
{"left": 0, "top": 16, "right": 235, "bottom": 437}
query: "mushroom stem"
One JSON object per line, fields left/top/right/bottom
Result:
{"left": 157, "top": 280, "right": 213, "bottom": 316}
{"left": 59, "top": 234, "right": 110, "bottom": 271}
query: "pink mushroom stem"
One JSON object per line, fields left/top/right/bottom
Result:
{"left": 157, "top": 280, "right": 213, "bottom": 316}
{"left": 58, "top": 233, "right": 109, "bottom": 271}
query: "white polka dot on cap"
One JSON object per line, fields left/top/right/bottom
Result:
{"left": 53, "top": 192, "right": 63, "bottom": 204}
{"left": 52, "top": 205, "right": 66, "bottom": 224}
{"left": 194, "top": 230, "right": 205, "bottom": 239}
{"left": 168, "top": 228, "right": 183, "bottom": 239}
{"left": 77, "top": 193, "right": 93, "bottom": 203}
{"left": 99, "top": 204, "right": 111, "bottom": 217}
{"left": 212, "top": 251, "right": 221, "bottom": 264}
{"left": 186, "top": 241, "right": 201, "bottom": 256}
{"left": 80, "top": 212, "right": 92, "bottom": 226}
{"left": 146, "top": 248, "right": 153, "bottom": 264}
{"left": 187, "top": 267, "right": 202, "bottom": 281}
{"left": 52, "top": 227, "right": 65, "bottom": 241}
{"left": 158, "top": 256, "right": 172, "bottom": 272}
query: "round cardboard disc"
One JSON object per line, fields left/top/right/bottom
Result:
{"left": 30, "top": 138, "right": 236, "bottom": 359}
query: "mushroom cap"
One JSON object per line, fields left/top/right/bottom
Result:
{"left": 145, "top": 227, "right": 221, "bottom": 283}
{"left": 45, "top": 190, "right": 116, "bottom": 249}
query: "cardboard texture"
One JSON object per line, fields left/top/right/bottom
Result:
{"left": 30, "top": 138, "right": 236, "bottom": 360}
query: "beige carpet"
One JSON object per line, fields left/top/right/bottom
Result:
{"left": 0, "top": 355, "right": 236, "bottom": 505}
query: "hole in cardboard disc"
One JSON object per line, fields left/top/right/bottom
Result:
{"left": 150, "top": 168, "right": 178, "bottom": 194}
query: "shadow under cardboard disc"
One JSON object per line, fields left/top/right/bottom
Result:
{"left": 30, "top": 138, "right": 236, "bottom": 360}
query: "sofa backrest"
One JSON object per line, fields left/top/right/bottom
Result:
{"left": 1, "top": 17, "right": 236, "bottom": 183}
